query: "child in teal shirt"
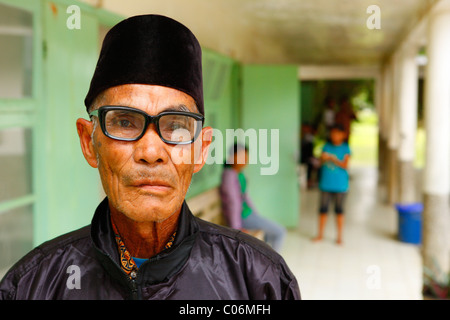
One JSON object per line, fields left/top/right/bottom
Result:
{"left": 313, "top": 124, "right": 351, "bottom": 245}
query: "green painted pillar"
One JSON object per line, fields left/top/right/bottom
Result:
{"left": 241, "top": 65, "right": 300, "bottom": 228}
{"left": 34, "top": 1, "right": 102, "bottom": 244}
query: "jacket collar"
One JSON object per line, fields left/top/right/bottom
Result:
{"left": 90, "top": 197, "right": 198, "bottom": 290}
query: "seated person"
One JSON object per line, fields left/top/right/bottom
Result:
{"left": 220, "top": 143, "right": 286, "bottom": 252}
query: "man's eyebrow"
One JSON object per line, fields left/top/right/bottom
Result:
{"left": 163, "top": 104, "right": 191, "bottom": 112}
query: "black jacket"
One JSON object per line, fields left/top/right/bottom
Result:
{"left": 0, "top": 198, "right": 300, "bottom": 300}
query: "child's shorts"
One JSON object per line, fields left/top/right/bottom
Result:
{"left": 319, "top": 191, "right": 346, "bottom": 214}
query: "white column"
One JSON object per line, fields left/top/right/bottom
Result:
{"left": 397, "top": 44, "right": 419, "bottom": 204}
{"left": 378, "top": 63, "right": 392, "bottom": 188}
{"left": 376, "top": 69, "right": 386, "bottom": 184}
{"left": 423, "top": 5, "right": 450, "bottom": 284}
{"left": 386, "top": 54, "right": 400, "bottom": 204}
{"left": 380, "top": 64, "right": 392, "bottom": 142}
{"left": 387, "top": 54, "right": 401, "bottom": 152}
{"left": 424, "top": 15, "right": 450, "bottom": 196}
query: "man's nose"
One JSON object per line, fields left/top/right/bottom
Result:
{"left": 133, "top": 124, "right": 169, "bottom": 165}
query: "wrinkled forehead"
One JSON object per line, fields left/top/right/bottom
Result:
{"left": 95, "top": 84, "right": 199, "bottom": 114}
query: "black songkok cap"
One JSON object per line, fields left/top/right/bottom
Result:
{"left": 84, "top": 14, "right": 204, "bottom": 115}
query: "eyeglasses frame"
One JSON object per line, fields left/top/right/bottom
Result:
{"left": 89, "top": 105, "right": 205, "bottom": 145}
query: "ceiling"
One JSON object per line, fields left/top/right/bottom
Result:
{"left": 87, "top": 0, "right": 436, "bottom": 65}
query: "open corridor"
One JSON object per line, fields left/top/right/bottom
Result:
{"left": 282, "top": 166, "right": 423, "bottom": 300}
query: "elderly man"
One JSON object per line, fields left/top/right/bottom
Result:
{"left": 0, "top": 14, "right": 300, "bottom": 300}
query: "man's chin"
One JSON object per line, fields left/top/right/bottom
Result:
{"left": 114, "top": 195, "right": 181, "bottom": 223}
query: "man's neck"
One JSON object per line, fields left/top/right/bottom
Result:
{"left": 110, "top": 207, "right": 180, "bottom": 259}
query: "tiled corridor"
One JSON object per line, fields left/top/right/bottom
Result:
{"left": 282, "top": 166, "right": 423, "bottom": 300}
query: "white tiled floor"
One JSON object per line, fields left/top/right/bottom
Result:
{"left": 281, "top": 166, "right": 423, "bottom": 300}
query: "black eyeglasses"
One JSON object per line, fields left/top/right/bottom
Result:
{"left": 89, "top": 106, "right": 204, "bottom": 145}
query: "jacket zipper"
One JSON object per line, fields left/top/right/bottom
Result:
{"left": 102, "top": 251, "right": 140, "bottom": 300}
{"left": 129, "top": 269, "right": 138, "bottom": 300}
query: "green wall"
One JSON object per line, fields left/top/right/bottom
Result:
{"left": 33, "top": 1, "right": 101, "bottom": 244}
{"left": 241, "top": 65, "right": 300, "bottom": 228}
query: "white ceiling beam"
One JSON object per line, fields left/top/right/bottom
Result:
{"left": 298, "top": 65, "right": 380, "bottom": 80}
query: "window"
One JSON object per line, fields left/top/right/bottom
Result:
{"left": 0, "top": 2, "right": 35, "bottom": 276}
{"left": 0, "top": 127, "right": 33, "bottom": 203}
{"left": 0, "top": 4, "right": 33, "bottom": 98}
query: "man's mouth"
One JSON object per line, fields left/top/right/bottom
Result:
{"left": 132, "top": 179, "right": 173, "bottom": 192}
{"left": 122, "top": 170, "right": 177, "bottom": 194}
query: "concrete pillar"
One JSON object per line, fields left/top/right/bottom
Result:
{"left": 375, "top": 76, "right": 382, "bottom": 179}
{"left": 379, "top": 63, "right": 392, "bottom": 193}
{"left": 397, "top": 45, "right": 419, "bottom": 204}
{"left": 423, "top": 5, "right": 450, "bottom": 284}
{"left": 376, "top": 70, "right": 386, "bottom": 185}
{"left": 387, "top": 55, "right": 401, "bottom": 205}
{"left": 377, "top": 133, "right": 387, "bottom": 184}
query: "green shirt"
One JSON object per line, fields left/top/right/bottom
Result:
{"left": 238, "top": 172, "right": 252, "bottom": 219}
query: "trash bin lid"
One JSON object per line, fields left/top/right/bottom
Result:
{"left": 395, "top": 203, "right": 424, "bottom": 212}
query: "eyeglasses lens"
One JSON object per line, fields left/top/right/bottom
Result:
{"left": 104, "top": 109, "right": 199, "bottom": 143}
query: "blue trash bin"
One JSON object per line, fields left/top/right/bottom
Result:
{"left": 395, "top": 203, "right": 423, "bottom": 244}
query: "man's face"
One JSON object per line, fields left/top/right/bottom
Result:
{"left": 77, "top": 84, "right": 212, "bottom": 223}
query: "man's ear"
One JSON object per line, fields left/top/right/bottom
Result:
{"left": 193, "top": 126, "right": 213, "bottom": 173}
{"left": 76, "top": 118, "right": 98, "bottom": 168}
